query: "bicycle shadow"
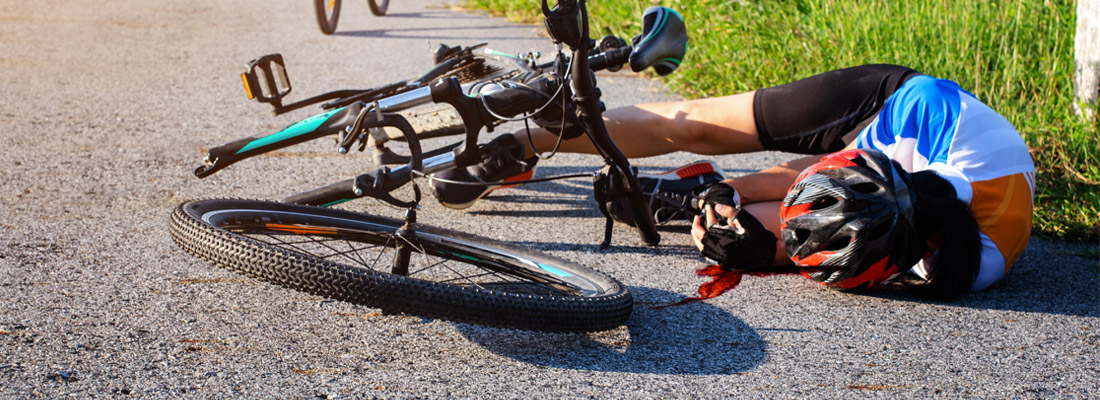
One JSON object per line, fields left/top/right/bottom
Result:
{"left": 454, "top": 287, "right": 768, "bottom": 374}
{"left": 335, "top": 24, "right": 537, "bottom": 41}
{"left": 374, "top": 11, "right": 484, "bottom": 19}
{"left": 471, "top": 164, "right": 763, "bottom": 214}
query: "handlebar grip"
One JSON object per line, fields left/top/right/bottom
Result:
{"left": 629, "top": 7, "right": 687, "bottom": 76}
{"left": 587, "top": 46, "right": 632, "bottom": 72}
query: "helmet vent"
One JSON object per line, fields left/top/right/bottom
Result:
{"left": 795, "top": 229, "right": 811, "bottom": 245}
{"left": 810, "top": 196, "right": 838, "bottom": 210}
{"left": 868, "top": 219, "right": 892, "bottom": 239}
{"left": 850, "top": 153, "right": 870, "bottom": 169}
{"left": 823, "top": 237, "right": 850, "bottom": 252}
{"left": 850, "top": 182, "right": 880, "bottom": 194}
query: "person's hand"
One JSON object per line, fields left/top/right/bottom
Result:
{"left": 691, "top": 202, "right": 779, "bottom": 271}
{"left": 691, "top": 203, "right": 738, "bottom": 251}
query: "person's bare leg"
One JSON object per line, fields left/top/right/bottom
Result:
{"left": 513, "top": 91, "right": 764, "bottom": 158}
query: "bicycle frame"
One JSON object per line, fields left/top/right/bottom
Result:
{"left": 197, "top": 0, "right": 686, "bottom": 248}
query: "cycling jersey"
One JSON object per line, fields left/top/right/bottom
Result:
{"left": 855, "top": 75, "right": 1035, "bottom": 290}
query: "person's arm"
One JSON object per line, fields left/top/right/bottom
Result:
{"left": 689, "top": 159, "right": 820, "bottom": 266}
{"left": 723, "top": 156, "right": 819, "bottom": 204}
{"left": 725, "top": 139, "right": 859, "bottom": 204}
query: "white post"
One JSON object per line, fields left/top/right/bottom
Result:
{"left": 1075, "top": 0, "right": 1100, "bottom": 122}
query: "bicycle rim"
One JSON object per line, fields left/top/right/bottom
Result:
{"left": 368, "top": 0, "right": 389, "bottom": 16}
{"left": 313, "top": 0, "right": 340, "bottom": 34}
{"left": 169, "top": 199, "right": 632, "bottom": 332}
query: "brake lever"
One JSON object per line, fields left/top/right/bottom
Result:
{"left": 351, "top": 171, "right": 420, "bottom": 208}
{"left": 348, "top": 111, "right": 426, "bottom": 208}
{"left": 338, "top": 102, "right": 372, "bottom": 153}
{"left": 541, "top": 0, "right": 585, "bottom": 48}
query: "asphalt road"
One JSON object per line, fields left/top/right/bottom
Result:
{"left": 1, "top": 0, "right": 1097, "bottom": 398}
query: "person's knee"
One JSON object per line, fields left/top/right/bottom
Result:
{"left": 674, "top": 95, "right": 764, "bottom": 154}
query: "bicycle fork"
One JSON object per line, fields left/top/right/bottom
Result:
{"left": 392, "top": 207, "right": 417, "bottom": 277}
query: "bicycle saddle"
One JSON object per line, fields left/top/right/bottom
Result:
{"left": 629, "top": 6, "right": 688, "bottom": 77}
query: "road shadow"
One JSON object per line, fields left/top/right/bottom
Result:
{"left": 455, "top": 287, "right": 767, "bottom": 375}
{"left": 807, "top": 238, "right": 1099, "bottom": 318}
{"left": 460, "top": 164, "right": 1099, "bottom": 319}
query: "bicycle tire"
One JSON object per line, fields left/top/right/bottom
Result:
{"left": 169, "top": 199, "right": 633, "bottom": 332}
{"left": 314, "top": 0, "right": 341, "bottom": 35}
{"left": 368, "top": 0, "right": 389, "bottom": 16}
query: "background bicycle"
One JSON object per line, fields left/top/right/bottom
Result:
{"left": 314, "top": 0, "right": 390, "bottom": 34}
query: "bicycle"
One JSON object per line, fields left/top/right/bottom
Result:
{"left": 171, "top": 0, "right": 688, "bottom": 332}
{"left": 314, "top": 0, "right": 390, "bottom": 35}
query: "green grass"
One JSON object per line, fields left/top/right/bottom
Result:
{"left": 464, "top": 0, "right": 1099, "bottom": 241}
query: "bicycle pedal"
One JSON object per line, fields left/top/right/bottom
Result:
{"left": 241, "top": 54, "right": 292, "bottom": 107}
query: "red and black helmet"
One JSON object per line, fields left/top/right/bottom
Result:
{"left": 779, "top": 149, "right": 921, "bottom": 291}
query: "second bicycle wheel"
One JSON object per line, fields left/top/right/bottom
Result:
{"left": 313, "top": 0, "right": 341, "bottom": 34}
{"left": 169, "top": 199, "right": 633, "bottom": 332}
{"left": 368, "top": 0, "right": 389, "bottom": 16}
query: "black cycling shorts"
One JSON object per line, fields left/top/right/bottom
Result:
{"left": 753, "top": 64, "right": 920, "bottom": 154}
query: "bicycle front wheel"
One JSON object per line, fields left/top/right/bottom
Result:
{"left": 169, "top": 199, "right": 632, "bottom": 332}
{"left": 313, "top": 0, "right": 341, "bottom": 34}
{"left": 368, "top": 0, "right": 389, "bottom": 16}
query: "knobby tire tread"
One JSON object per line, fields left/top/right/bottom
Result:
{"left": 168, "top": 199, "right": 632, "bottom": 332}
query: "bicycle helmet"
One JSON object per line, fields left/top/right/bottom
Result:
{"left": 779, "top": 149, "right": 921, "bottom": 291}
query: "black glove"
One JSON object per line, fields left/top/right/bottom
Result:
{"left": 698, "top": 192, "right": 777, "bottom": 271}
{"left": 696, "top": 182, "right": 742, "bottom": 218}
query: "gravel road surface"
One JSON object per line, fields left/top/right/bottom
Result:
{"left": 1, "top": 0, "right": 1097, "bottom": 398}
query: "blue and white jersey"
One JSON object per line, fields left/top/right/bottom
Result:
{"left": 855, "top": 75, "right": 1035, "bottom": 291}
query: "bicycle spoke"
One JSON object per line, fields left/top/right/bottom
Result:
{"left": 412, "top": 253, "right": 490, "bottom": 287}
{"left": 304, "top": 234, "right": 375, "bottom": 265}
{"left": 250, "top": 232, "right": 333, "bottom": 261}
{"left": 408, "top": 251, "right": 569, "bottom": 295}
{"left": 240, "top": 230, "right": 381, "bottom": 269}
{"left": 342, "top": 235, "right": 373, "bottom": 268}
{"left": 367, "top": 235, "right": 396, "bottom": 270}
{"left": 225, "top": 219, "right": 573, "bottom": 296}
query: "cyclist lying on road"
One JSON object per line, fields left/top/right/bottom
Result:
{"left": 429, "top": 64, "right": 1035, "bottom": 301}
